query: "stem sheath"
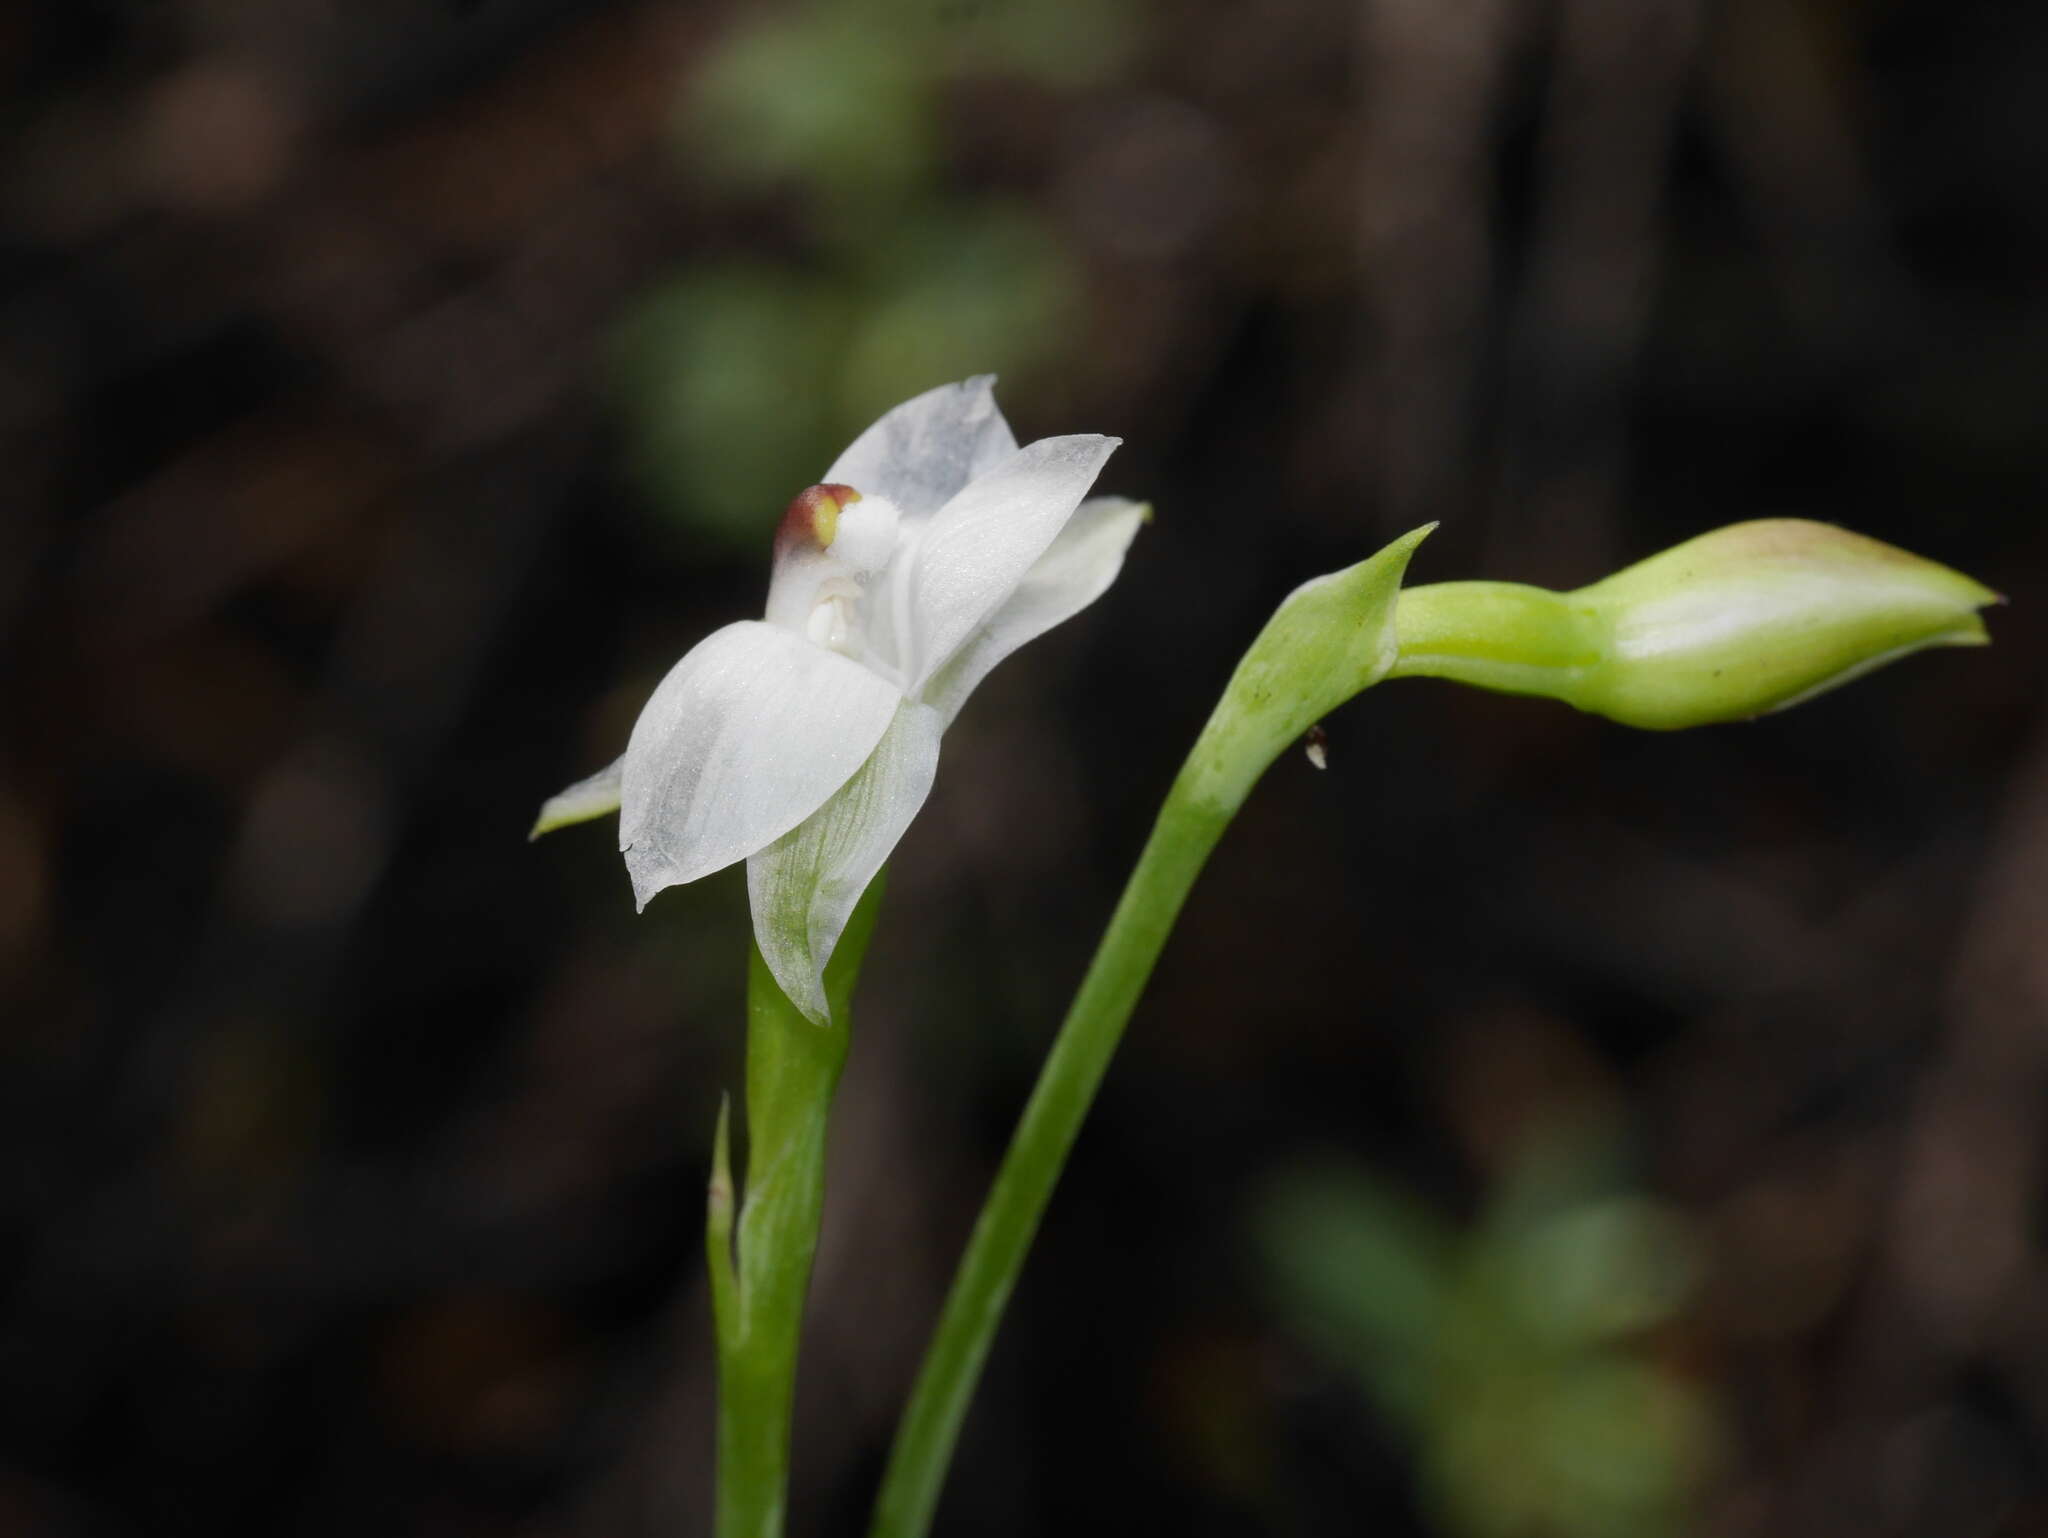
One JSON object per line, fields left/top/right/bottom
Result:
{"left": 712, "top": 877, "right": 884, "bottom": 1538}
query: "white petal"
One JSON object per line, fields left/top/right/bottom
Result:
{"left": 920, "top": 497, "right": 1149, "bottom": 724}
{"left": 824, "top": 376, "right": 1019, "bottom": 520}
{"left": 530, "top": 756, "right": 623, "bottom": 839}
{"left": 901, "top": 434, "right": 1120, "bottom": 695}
{"left": 620, "top": 621, "right": 902, "bottom": 908}
{"left": 747, "top": 703, "right": 942, "bottom": 1024}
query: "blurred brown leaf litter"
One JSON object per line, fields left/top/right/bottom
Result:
{"left": 3, "top": 0, "right": 2045, "bottom": 1535}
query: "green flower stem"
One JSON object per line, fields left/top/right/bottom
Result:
{"left": 1385, "top": 581, "right": 1603, "bottom": 700}
{"left": 870, "top": 529, "right": 1434, "bottom": 1538}
{"left": 867, "top": 788, "right": 1230, "bottom": 1538}
{"left": 709, "top": 876, "right": 886, "bottom": 1538}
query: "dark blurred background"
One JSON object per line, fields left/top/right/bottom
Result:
{"left": 4, "top": 0, "right": 2044, "bottom": 1533}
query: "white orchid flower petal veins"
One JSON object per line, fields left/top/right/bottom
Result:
{"left": 620, "top": 621, "right": 902, "bottom": 908}
{"left": 903, "top": 434, "right": 1120, "bottom": 697}
{"left": 824, "top": 375, "right": 1019, "bottom": 522}
{"left": 747, "top": 703, "right": 943, "bottom": 1025}
{"left": 922, "top": 496, "right": 1150, "bottom": 726}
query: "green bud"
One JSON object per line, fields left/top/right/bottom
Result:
{"left": 1390, "top": 519, "right": 1999, "bottom": 730}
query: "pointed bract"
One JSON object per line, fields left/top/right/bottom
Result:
{"left": 1184, "top": 526, "right": 1435, "bottom": 811}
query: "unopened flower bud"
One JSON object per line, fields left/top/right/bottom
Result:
{"left": 1391, "top": 520, "right": 1998, "bottom": 730}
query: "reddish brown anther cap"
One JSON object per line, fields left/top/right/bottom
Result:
{"left": 775, "top": 483, "right": 862, "bottom": 556}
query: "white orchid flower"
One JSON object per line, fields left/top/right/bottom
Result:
{"left": 534, "top": 377, "right": 1144, "bottom": 1023}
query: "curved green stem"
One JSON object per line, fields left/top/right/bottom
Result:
{"left": 867, "top": 786, "right": 1229, "bottom": 1537}
{"left": 869, "top": 528, "right": 1432, "bottom": 1538}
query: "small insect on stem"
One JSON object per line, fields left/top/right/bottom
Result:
{"left": 1304, "top": 723, "right": 1329, "bottom": 770}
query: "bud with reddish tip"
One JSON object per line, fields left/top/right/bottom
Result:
{"left": 1390, "top": 519, "right": 1999, "bottom": 730}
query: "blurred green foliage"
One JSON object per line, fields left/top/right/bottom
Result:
{"left": 1260, "top": 1134, "right": 1719, "bottom": 1538}
{"left": 688, "top": 8, "right": 937, "bottom": 209}
{"left": 613, "top": 0, "right": 1126, "bottom": 551}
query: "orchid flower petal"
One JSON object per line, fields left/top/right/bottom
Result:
{"left": 620, "top": 620, "right": 902, "bottom": 908}
{"left": 530, "top": 756, "right": 623, "bottom": 839}
{"left": 902, "top": 434, "right": 1120, "bottom": 696}
{"left": 747, "top": 702, "right": 943, "bottom": 1024}
{"left": 823, "top": 376, "right": 1019, "bottom": 521}
{"left": 921, "top": 497, "right": 1150, "bottom": 726}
